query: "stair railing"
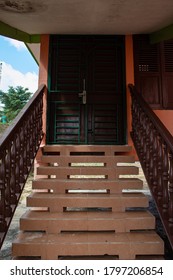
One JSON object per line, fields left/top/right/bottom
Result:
{"left": 129, "top": 84, "right": 173, "bottom": 248}
{"left": 0, "top": 84, "right": 46, "bottom": 249}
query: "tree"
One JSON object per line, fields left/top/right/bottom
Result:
{"left": 0, "top": 86, "right": 32, "bottom": 122}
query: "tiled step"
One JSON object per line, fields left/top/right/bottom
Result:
{"left": 33, "top": 178, "right": 143, "bottom": 193}
{"left": 12, "top": 231, "right": 164, "bottom": 260}
{"left": 20, "top": 210, "right": 155, "bottom": 233}
{"left": 27, "top": 193, "right": 148, "bottom": 212}
{"left": 41, "top": 155, "right": 135, "bottom": 166}
{"left": 43, "top": 145, "right": 132, "bottom": 155}
{"left": 12, "top": 144, "right": 164, "bottom": 260}
{"left": 37, "top": 166, "right": 139, "bottom": 179}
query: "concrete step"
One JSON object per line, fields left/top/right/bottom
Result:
{"left": 43, "top": 145, "right": 132, "bottom": 156}
{"left": 27, "top": 193, "right": 148, "bottom": 212}
{"left": 12, "top": 145, "right": 162, "bottom": 260}
{"left": 41, "top": 155, "right": 135, "bottom": 166}
{"left": 36, "top": 166, "right": 139, "bottom": 179}
{"left": 20, "top": 210, "right": 155, "bottom": 233}
{"left": 12, "top": 231, "right": 164, "bottom": 260}
{"left": 32, "top": 178, "right": 143, "bottom": 193}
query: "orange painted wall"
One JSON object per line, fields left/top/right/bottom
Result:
{"left": 154, "top": 110, "right": 173, "bottom": 135}
{"left": 38, "top": 35, "right": 49, "bottom": 144}
{"left": 35, "top": 35, "right": 49, "bottom": 169}
{"left": 125, "top": 35, "right": 136, "bottom": 155}
{"left": 37, "top": 34, "right": 173, "bottom": 164}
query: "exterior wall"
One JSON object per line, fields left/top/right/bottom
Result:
{"left": 35, "top": 35, "right": 49, "bottom": 170}
{"left": 38, "top": 34, "right": 49, "bottom": 145}
{"left": 38, "top": 34, "right": 135, "bottom": 148}
{"left": 154, "top": 110, "right": 173, "bottom": 135}
{"left": 38, "top": 35, "right": 173, "bottom": 154}
{"left": 125, "top": 35, "right": 135, "bottom": 151}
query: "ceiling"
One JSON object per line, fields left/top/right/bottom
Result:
{"left": 0, "top": 0, "right": 173, "bottom": 35}
{"left": 1, "top": 0, "right": 173, "bottom": 63}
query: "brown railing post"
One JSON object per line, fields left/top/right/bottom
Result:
{"left": 129, "top": 84, "right": 173, "bottom": 249}
{"left": 169, "top": 152, "right": 173, "bottom": 232}
{"left": 0, "top": 151, "right": 7, "bottom": 232}
{"left": 0, "top": 84, "right": 45, "bottom": 249}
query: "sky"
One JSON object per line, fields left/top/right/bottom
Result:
{"left": 0, "top": 35, "right": 39, "bottom": 93}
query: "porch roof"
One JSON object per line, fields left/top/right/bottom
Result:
{"left": 0, "top": 0, "right": 173, "bottom": 39}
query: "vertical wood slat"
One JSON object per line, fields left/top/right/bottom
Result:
{"left": 0, "top": 151, "right": 7, "bottom": 232}
{"left": 129, "top": 84, "right": 173, "bottom": 249}
{"left": 169, "top": 152, "right": 173, "bottom": 232}
{"left": 0, "top": 84, "right": 45, "bottom": 249}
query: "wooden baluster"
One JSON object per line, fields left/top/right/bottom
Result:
{"left": 9, "top": 139, "right": 17, "bottom": 203}
{"left": 141, "top": 112, "right": 147, "bottom": 169}
{"left": 0, "top": 152, "right": 7, "bottom": 232}
{"left": 28, "top": 114, "right": 33, "bottom": 164}
{"left": 135, "top": 100, "right": 141, "bottom": 152}
{"left": 152, "top": 129, "right": 159, "bottom": 194}
{"left": 157, "top": 136, "right": 163, "bottom": 205}
{"left": 35, "top": 100, "right": 40, "bottom": 146}
{"left": 145, "top": 117, "right": 150, "bottom": 182}
{"left": 15, "top": 132, "right": 21, "bottom": 193}
{"left": 29, "top": 110, "right": 34, "bottom": 159}
{"left": 149, "top": 123, "right": 154, "bottom": 187}
{"left": 25, "top": 119, "right": 30, "bottom": 171}
{"left": 131, "top": 94, "right": 135, "bottom": 138}
{"left": 32, "top": 104, "right": 37, "bottom": 155}
{"left": 133, "top": 99, "right": 138, "bottom": 144}
{"left": 4, "top": 144, "right": 12, "bottom": 217}
{"left": 130, "top": 88, "right": 138, "bottom": 143}
{"left": 40, "top": 93, "right": 43, "bottom": 128}
{"left": 19, "top": 125, "right": 25, "bottom": 182}
{"left": 162, "top": 143, "right": 169, "bottom": 214}
{"left": 38, "top": 98, "right": 43, "bottom": 145}
{"left": 168, "top": 152, "right": 173, "bottom": 232}
{"left": 138, "top": 107, "right": 144, "bottom": 160}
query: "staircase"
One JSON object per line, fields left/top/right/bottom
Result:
{"left": 12, "top": 145, "right": 164, "bottom": 259}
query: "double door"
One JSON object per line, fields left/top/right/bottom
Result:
{"left": 47, "top": 35, "right": 126, "bottom": 144}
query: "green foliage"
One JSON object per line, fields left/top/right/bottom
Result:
{"left": 0, "top": 86, "right": 32, "bottom": 122}
{"left": 0, "top": 123, "right": 8, "bottom": 135}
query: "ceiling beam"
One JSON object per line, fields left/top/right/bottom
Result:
{"left": 150, "top": 23, "right": 173, "bottom": 43}
{"left": 25, "top": 43, "right": 39, "bottom": 65}
{"left": 0, "top": 21, "right": 40, "bottom": 43}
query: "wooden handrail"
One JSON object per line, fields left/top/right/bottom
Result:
{"left": 0, "top": 84, "right": 46, "bottom": 249}
{"left": 129, "top": 84, "right": 173, "bottom": 249}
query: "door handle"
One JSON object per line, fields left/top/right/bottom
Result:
{"left": 78, "top": 90, "right": 86, "bottom": 104}
{"left": 78, "top": 79, "right": 87, "bottom": 104}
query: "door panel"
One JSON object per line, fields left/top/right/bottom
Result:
{"left": 47, "top": 35, "right": 126, "bottom": 144}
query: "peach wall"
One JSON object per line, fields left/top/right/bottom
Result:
{"left": 125, "top": 35, "right": 135, "bottom": 154}
{"left": 154, "top": 110, "right": 173, "bottom": 136}
{"left": 38, "top": 35, "right": 49, "bottom": 144}
{"left": 35, "top": 35, "right": 49, "bottom": 171}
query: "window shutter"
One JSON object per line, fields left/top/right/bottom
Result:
{"left": 162, "top": 39, "right": 173, "bottom": 108}
{"left": 133, "top": 35, "right": 162, "bottom": 108}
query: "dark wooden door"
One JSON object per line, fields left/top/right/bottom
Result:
{"left": 47, "top": 35, "right": 126, "bottom": 144}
